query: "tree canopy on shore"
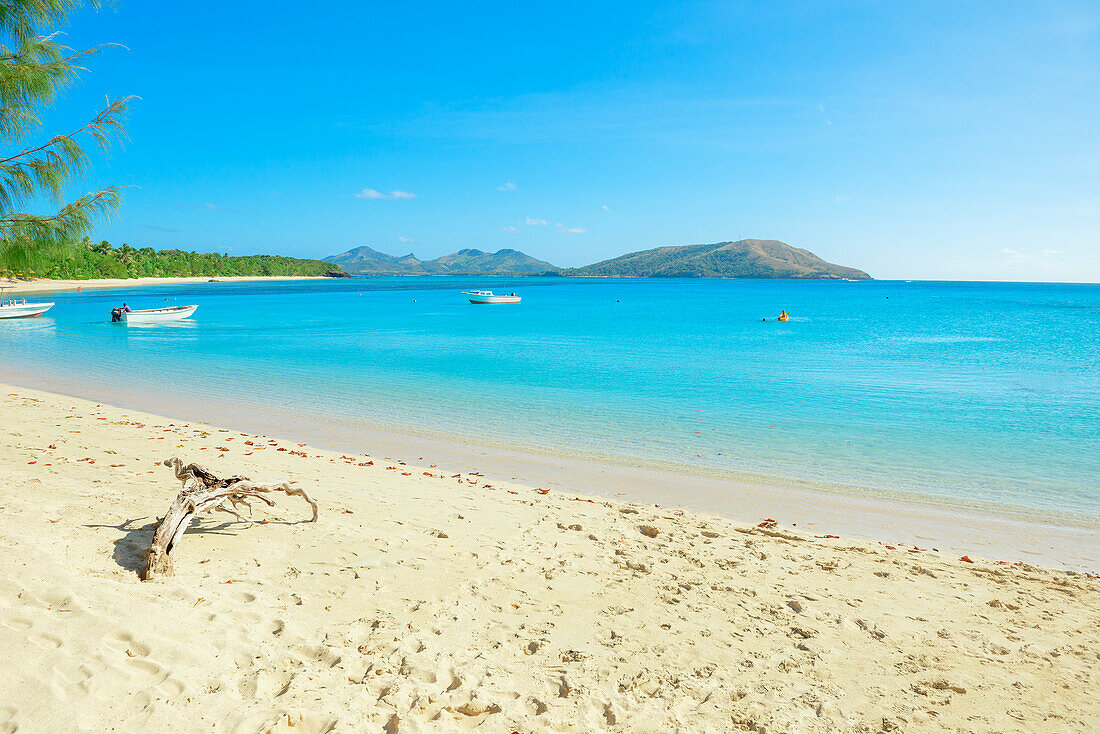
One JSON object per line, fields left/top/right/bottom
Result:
{"left": 0, "top": 237, "right": 344, "bottom": 278}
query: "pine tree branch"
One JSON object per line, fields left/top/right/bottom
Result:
{"left": 0, "top": 186, "right": 121, "bottom": 245}
{"left": 0, "top": 1, "right": 129, "bottom": 246}
{"left": 0, "top": 94, "right": 132, "bottom": 164}
{"left": 0, "top": 42, "right": 103, "bottom": 108}
{"left": 0, "top": 1, "right": 99, "bottom": 43}
{"left": 0, "top": 96, "right": 133, "bottom": 212}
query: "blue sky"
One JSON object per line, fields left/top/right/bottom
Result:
{"left": 43, "top": 1, "right": 1100, "bottom": 280}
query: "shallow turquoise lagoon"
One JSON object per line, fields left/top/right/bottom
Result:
{"left": 2, "top": 277, "right": 1097, "bottom": 523}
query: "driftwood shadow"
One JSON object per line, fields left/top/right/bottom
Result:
{"left": 86, "top": 516, "right": 245, "bottom": 576}
{"left": 87, "top": 515, "right": 310, "bottom": 577}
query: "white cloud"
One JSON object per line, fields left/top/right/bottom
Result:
{"left": 397, "top": 236, "right": 414, "bottom": 243}
{"left": 498, "top": 182, "right": 517, "bottom": 191}
{"left": 523, "top": 216, "right": 548, "bottom": 226}
{"left": 560, "top": 226, "right": 586, "bottom": 234}
{"left": 834, "top": 194, "right": 850, "bottom": 204}
{"left": 601, "top": 204, "right": 612, "bottom": 212}
{"left": 501, "top": 225, "right": 520, "bottom": 233}
{"left": 353, "top": 188, "right": 417, "bottom": 200}
{"left": 998, "top": 247, "right": 1065, "bottom": 266}
{"left": 204, "top": 201, "right": 221, "bottom": 210}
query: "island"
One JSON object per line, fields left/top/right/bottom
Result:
{"left": 325, "top": 239, "right": 870, "bottom": 279}
{"left": 324, "top": 246, "right": 558, "bottom": 276}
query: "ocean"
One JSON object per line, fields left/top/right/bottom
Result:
{"left": 2, "top": 277, "right": 1098, "bottom": 525}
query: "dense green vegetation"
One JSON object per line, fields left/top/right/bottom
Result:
{"left": 0, "top": 238, "right": 342, "bottom": 279}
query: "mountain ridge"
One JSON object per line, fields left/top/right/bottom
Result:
{"left": 324, "top": 246, "right": 558, "bottom": 276}
{"left": 565, "top": 240, "right": 871, "bottom": 279}
{"left": 325, "top": 239, "right": 870, "bottom": 279}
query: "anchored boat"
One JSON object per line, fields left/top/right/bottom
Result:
{"left": 462, "top": 290, "right": 521, "bottom": 304}
{"left": 112, "top": 304, "right": 198, "bottom": 323}
{"left": 0, "top": 287, "right": 54, "bottom": 319}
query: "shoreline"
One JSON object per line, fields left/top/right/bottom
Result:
{"left": 3, "top": 377, "right": 1097, "bottom": 571}
{"left": 1, "top": 274, "right": 327, "bottom": 295}
{"left": 0, "top": 383, "right": 1096, "bottom": 732}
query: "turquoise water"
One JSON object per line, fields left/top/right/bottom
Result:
{"left": 2, "top": 277, "right": 1098, "bottom": 523}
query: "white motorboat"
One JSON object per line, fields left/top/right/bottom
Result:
{"left": 112, "top": 304, "right": 198, "bottom": 323}
{"left": 463, "top": 290, "right": 521, "bottom": 304}
{"left": 0, "top": 287, "right": 54, "bottom": 319}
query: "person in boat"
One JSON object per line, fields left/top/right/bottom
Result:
{"left": 123, "top": 303, "right": 132, "bottom": 313}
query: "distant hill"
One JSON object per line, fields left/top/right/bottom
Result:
{"left": 325, "top": 246, "right": 560, "bottom": 276}
{"left": 325, "top": 240, "right": 870, "bottom": 280}
{"left": 564, "top": 240, "right": 870, "bottom": 279}
{"left": 322, "top": 246, "right": 428, "bottom": 275}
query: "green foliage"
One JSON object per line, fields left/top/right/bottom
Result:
{"left": 0, "top": 237, "right": 343, "bottom": 278}
{"left": 0, "top": 0, "right": 135, "bottom": 248}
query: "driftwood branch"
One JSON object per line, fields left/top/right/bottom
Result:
{"left": 143, "top": 457, "right": 318, "bottom": 580}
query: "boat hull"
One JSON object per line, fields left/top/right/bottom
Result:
{"left": 0, "top": 302, "right": 54, "bottom": 319}
{"left": 465, "top": 295, "right": 521, "bottom": 304}
{"left": 121, "top": 304, "right": 198, "bottom": 323}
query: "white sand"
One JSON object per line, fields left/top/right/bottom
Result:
{"left": 2, "top": 275, "right": 326, "bottom": 296}
{"left": 1, "top": 385, "right": 1097, "bottom": 733}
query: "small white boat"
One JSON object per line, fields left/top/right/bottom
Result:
{"left": 112, "top": 304, "right": 198, "bottom": 323}
{"left": 0, "top": 287, "right": 54, "bottom": 319}
{"left": 463, "top": 290, "right": 521, "bottom": 304}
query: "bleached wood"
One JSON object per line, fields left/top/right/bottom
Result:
{"left": 143, "top": 457, "right": 318, "bottom": 580}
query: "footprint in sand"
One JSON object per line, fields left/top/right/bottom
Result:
{"left": 103, "top": 631, "right": 151, "bottom": 658}
{"left": 0, "top": 616, "right": 33, "bottom": 632}
{"left": 228, "top": 710, "right": 336, "bottom": 734}
{"left": 29, "top": 632, "right": 63, "bottom": 649}
{"left": 124, "top": 657, "right": 165, "bottom": 678}
{"left": 156, "top": 677, "right": 186, "bottom": 697}
{"left": 293, "top": 643, "right": 342, "bottom": 668}
{"left": 237, "top": 669, "right": 298, "bottom": 700}
{"left": 0, "top": 706, "right": 17, "bottom": 734}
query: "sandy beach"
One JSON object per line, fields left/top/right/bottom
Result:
{"left": 1, "top": 275, "right": 327, "bottom": 296}
{"left": 0, "top": 384, "right": 1096, "bottom": 733}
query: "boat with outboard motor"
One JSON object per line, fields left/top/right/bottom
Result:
{"left": 111, "top": 304, "right": 198, "bottom": 323}
{"left": 0, "top": 286, "right": 54, "bottom": 319}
